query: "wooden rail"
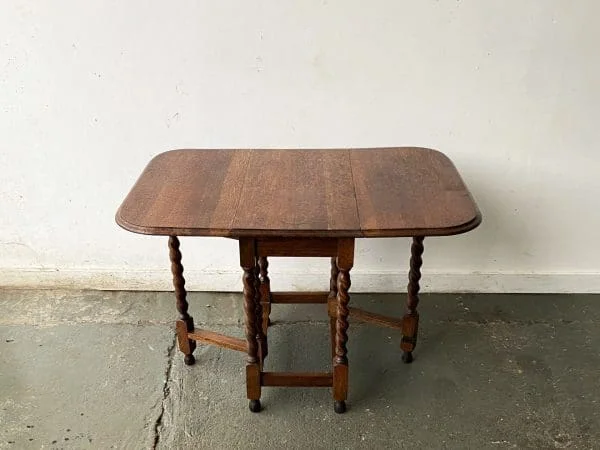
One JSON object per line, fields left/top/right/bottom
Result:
{"left": 261, "top": 372, "right": 333, "bottom": 387}
{"left": 348, "top": 307, "right": 403, "bottom": 330}
{"left": 188, "top": 329, "right": 247, "bottom": 352}
{"left": 270, "top": 292, "right": 328, "bottom": 304}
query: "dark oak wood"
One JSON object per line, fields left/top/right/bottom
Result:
{"left": 254, "top": 263, "right": 267, "bottom": 366}
{"left": 333, "top": 239, "right": 354, "bottom": 409}
{"left": 188, "top": 329, "right": 247, "bottom": 353}
{"left": 239, "top": 239, "right": 261, "bottom": 402}
{"left": 175, "top": 320, "right": 195, "bottom": 365}
{"left": 247, "top": 365, "right": 261, "bottom": 409}
{"left": 407, "top": 236, "right": 424, "bottom": 315}
{"left": 169, "top": 236, "right": 192, "bottom": 325}
{"left": 117, "top": 150, "right": 251, "bottom": 236}
{"left": 256, "top": 238, "right": 339, "bottom": 257}
{"left": 117, "top": 148, "right": 481, "bottom": 238}
{"left": 401, "top": 236, "right": 425, "bottom": 362}
{"left": 232, "top": 150, "right": 359, "bottom": 236}
{"left": 270, "top": 292, "right": 328, "bottom": 304}
{"left": 328, "top": 302, "right": 337, "bottom": 360}
{"left": 169, "top": 236, "right": 195, "bottom": 364}
{"left": 349, "top": 307, "right": 403, "bottom": 330}
{"left": 261, "top": 372, "right": 333, "bottom": 387}
{"left": 329, "top": 257, "right": 339, "bottom": 300}
{"left": 350, "top": 148, "right": 481, "bottom": 237}
{"left": 334, "top": 269, "right": 351, "bottom": 366}
{"left": 117, "top": 147, "right": 482, "bottom": 413}
{"left": 328, "top": 257, "right": 339, "bottom": 359}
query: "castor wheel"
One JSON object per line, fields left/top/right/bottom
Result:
{"left": 402, "top": 351, "right": 413, "bottom": 364}
{"left": 184, "top": 354, "right": 196, "bottom": 366}
{"left": 249, "top": 399, "right": 261, "bottom": 413}
{"left": 334, "top": 401, "right": 346, "bottom": 414}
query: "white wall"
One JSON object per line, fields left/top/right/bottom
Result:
{"left": 1, "top": 1, "right": 599, "bottom": 293}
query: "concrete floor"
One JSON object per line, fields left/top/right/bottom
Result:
{"left": 0, "top": 290, "right": 598, "bottom": 449}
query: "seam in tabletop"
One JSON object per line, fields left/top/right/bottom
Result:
{"left": 228, "top": 149, "right": 254, "bottom": 235}
{"left": 347, "top": 150, "right": 364, "bottom": 237}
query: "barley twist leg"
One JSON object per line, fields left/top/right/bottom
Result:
{"left": 401, "top": 236, "right": 425, "bottom": 363}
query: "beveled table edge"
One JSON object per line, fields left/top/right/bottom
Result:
{"left": 115, "top": 147, "right": 483, "bottom": 238}
{"left": 115, "top": 209, "right": 482, "bottom": 238}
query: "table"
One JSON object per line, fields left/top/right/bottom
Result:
{"left": 116, "top": 148, "right": 481, "bottom": 414}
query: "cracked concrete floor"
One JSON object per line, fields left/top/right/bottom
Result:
{"left": 0, "top": 290, "right": 599, "bottom": 449}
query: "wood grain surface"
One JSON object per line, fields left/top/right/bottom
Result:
{"left": 350, "top": 148, "right": 481, "bottom": 236}
{"left": 232, "top": 150, "right": 359, "bottom": 236}
{"left": 116, "top": 148, "right": 481, "bottom": 237}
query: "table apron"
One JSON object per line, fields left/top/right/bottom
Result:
{"left": 256, "top": 237, "right": 339, "bottom": 257}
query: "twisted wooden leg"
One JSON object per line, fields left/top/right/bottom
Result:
{"left": 333, "top": 238, "right": 354, "bottom": 413}
{"left": 328, "top": 256, "right": 339, "bottom": 360}
{"left": 254, "top": 263, "right": 267, "bottom": 366}
{"left": 401, "top": 236, "right": 425, "bottom": 363}
{"left": 240, "top": 239, "right": 261, "bottom": 412}
{"left": 258, "top": 256, "right": 272, "bottom": 336}
{"left": 169, "top": 236, "right": 196, "bottom": 365}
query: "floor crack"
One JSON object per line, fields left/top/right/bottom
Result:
{"left": 152, "top": 333, "right": 177, "bottom": 449}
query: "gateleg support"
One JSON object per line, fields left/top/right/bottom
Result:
{"left": 240, "top": 238, "right": 262, "bottom": 412}
{"left": 332, "top": 238, "right": 354, "bottom": 414}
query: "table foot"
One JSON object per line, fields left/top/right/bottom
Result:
{"left": 401, "top": 351, "right": 413, "bottom": 364}
{"left": 249, "top": 399, "right": 262, "bottom": 413}
{"left": 334, "top": 400, "right": 346, "bottom": 414}
{"left": 176, "top": 319, "right": 196, "bottom": 365}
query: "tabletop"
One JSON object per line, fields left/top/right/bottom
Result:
{"left": 116, "top": 148, "right": 481, "bottom": 238}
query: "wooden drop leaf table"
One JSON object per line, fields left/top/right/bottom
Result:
{"left": 116, "top": 148, "right": 481, "bottom": 414}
